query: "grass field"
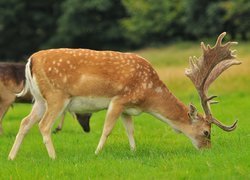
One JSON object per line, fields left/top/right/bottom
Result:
{"left": 0, "top": 40, "right": 249, "bottom": 179}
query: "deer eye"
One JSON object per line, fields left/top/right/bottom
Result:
{"left": 203, "top": 130, "right": 210, "bottom": 138}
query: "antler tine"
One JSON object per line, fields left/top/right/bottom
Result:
{"left": 189, "top": 56, "right": 195, "bottom": 69}
{"left": 231, "top": 49, "right": 237, "bottom": 57}
{"left": 223, "top": 41, "right": 238, "bottom": 49}
{"left": 210, "top": 101, "right": 219, "bottom": 105}
{"left": 207, "top": 44, "right": 212, "bottom": 50}
{"left": 201, "top": 42, "right": 207, "bottom": 52}
{"left": 212, "top": 118, "right": 238, "bottom": 132}
{"left": 215, "top": 32, "right": 226, "bottom": 47}
{"left": 205, "top": 95, "right": 217, "bottom": 103}
{"left": 206, "top": 95, "right": 219, "bottom": 105}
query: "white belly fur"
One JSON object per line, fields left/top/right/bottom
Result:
{"left": 68, "top": 97, "right": 111, "bottom": 113}
{"left": 124, "top": 108, "right": 142, "bottom": 116}
{"left": 67, "top": 96, "right": 142, "bottom": 116}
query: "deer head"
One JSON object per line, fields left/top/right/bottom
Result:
{"left": 184, "top": 32, "right": 241, "bottom": 149}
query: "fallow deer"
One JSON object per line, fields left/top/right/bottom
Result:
{"left": 0, "top": 63, "right": 32, "bottom": 135}
{"left": 8, "top": 32, "right": 240, "bottom": 160}
{"left": 0, "top": 62, "right": 92, "bottom": 135}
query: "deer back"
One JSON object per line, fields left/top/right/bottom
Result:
{"left": 31, "top": 49, "right": 163, "bottom": 103}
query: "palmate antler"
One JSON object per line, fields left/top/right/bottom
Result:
{"left": 185, "top": 32, "right": 241, "bottom": 131}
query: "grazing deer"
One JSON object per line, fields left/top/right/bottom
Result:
{"left": 8, "top": 32, "right": 240, "bottom": 160}
{"left": 0, "top": 62, "right": 92, "bottom": 135}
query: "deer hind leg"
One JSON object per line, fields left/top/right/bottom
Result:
{"left": 0, "top": 103, "right": 11, "bottom": 135}
{"left": 95, "top": 97, "right": 125, "bottom": 154}
{"left": 121, "top": 114, "right": 135, "bottom": 151}
{"left": 0, "top": 95, "right": 15, "bottom": 135}
{"left": 8, "top": 101, "right": 45, "bottom": 160}
{"left": 39, "top": 97, "right": 69, "bottom": 159}
{"left": 53, "top": 112, "right": 92, "bottom": 134}
{"left": 53, "top": 112, "right": 66, "bottom": 133}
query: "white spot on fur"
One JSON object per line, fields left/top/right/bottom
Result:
{"left": 117, "top": 84, "right": 123, "bottom": 90}
{"left": 130, "top": 68, "right": 135, "bottom": 72}
{"left": 148, "top": 81, "right": 153, "bottom": 88}
{"left": 63, "top": 76, "right": 67, "bottom": 83}
{"left": 155, "top": 86, "right": 162, "bottom": 93}
{"left": 124, "top": 86, "right": 131, "bottom": 92}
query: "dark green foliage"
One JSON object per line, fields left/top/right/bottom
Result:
{"left": 46, "top": 0, "right": 127, "bottom": 50}
{"left": 122, "top": 0, "right": 186, "bottom": 47}
{"left": 0, "top": 0, "right": 249, "bottom": 61}
{"left": 183, "top": 0, "right": 222, "bottom": 39}
{"left": 222, "top": 0, "right": 250, "bottom": 40}
{"left": 0, "top": 0, "right": 61, "bottom": 61}
{"left": 183, "top": 0, "right": 250, "bottom": 40}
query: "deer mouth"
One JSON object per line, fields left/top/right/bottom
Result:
{"left": 191, "top": 137, "right": 211, "bottom": 150}
{"left": 197, "top": 139, "right": 211, "bottom": 149}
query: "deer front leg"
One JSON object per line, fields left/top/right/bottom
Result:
{"left": 95, "top": 98, "right": 125, "bottom": 154}
{"left": 121, "top": 114, "right": 136, "bottom": 151}
{"left": 8, "top": 101, "right": 45, "bottom": 160}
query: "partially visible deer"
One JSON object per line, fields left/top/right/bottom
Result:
{"left": 8, "top": 32, "right": 240, "bottom": 160}
{"left": 0, "top": 62, "right": 92, "bottom": 135}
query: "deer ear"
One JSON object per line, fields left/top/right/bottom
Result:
{"left": 188, "top": 104, "right": 198, "bottom": 122}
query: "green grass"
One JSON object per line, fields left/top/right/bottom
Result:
{"left": 0, "top": 41, "right": 250, "bottom": 179}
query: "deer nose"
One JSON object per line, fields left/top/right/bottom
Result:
{"left": 196, "top": 140, "right": 211, "bottom": 150}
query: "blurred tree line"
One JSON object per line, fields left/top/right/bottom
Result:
{"left": 0, "top": 0, "right": 249, "bottom": 61}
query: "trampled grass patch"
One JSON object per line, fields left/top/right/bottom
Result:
{"left": 0, "top": 42, "right": 249, "bottom": 179}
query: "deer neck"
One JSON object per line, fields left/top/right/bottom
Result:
{"left": 147, "top": 86, "right": 190, "bottom": 129}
